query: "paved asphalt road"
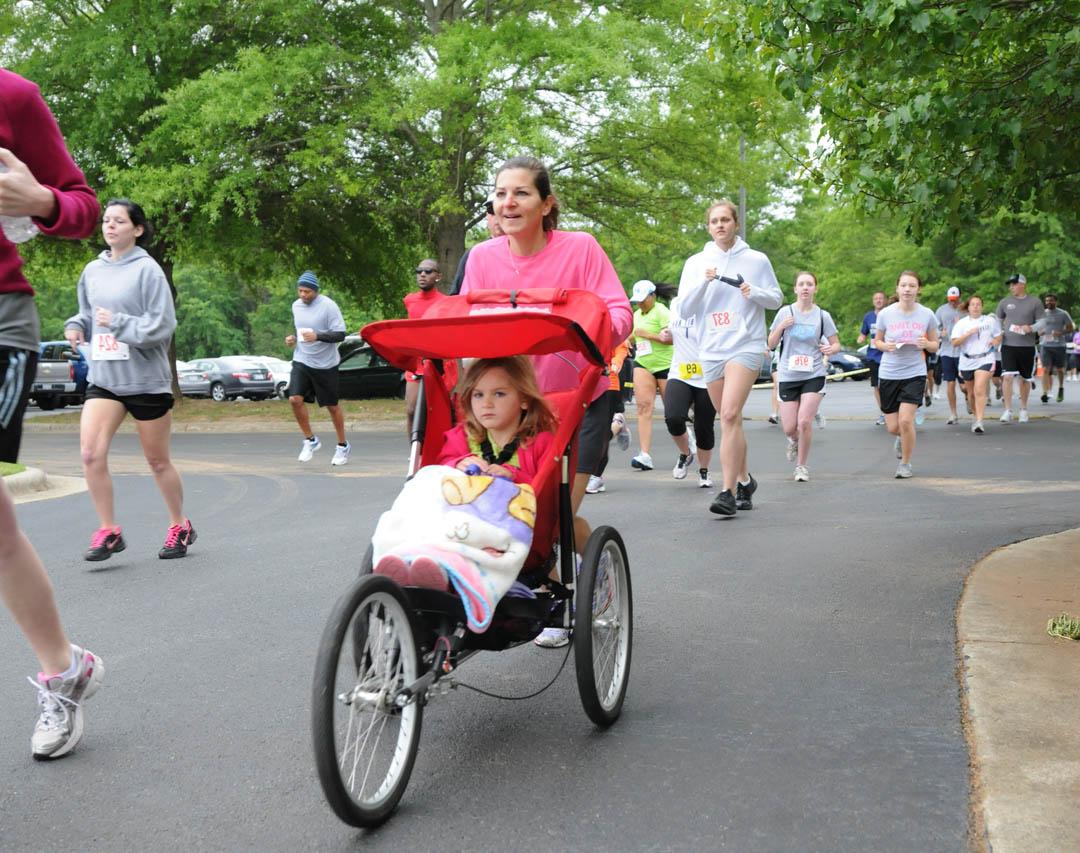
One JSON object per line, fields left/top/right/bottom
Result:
{"left": 3, "top": 385, "right": 1079, "bottom": 851}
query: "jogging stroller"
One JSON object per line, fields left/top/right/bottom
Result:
{"left": 310, "top": 287, "right": 634, "bottom": 827}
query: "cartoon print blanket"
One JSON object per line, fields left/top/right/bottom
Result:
{"left": 371, "top": 465, "right": 536, "bottom": 632}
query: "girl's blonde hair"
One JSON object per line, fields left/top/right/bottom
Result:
{"left": 459, "top": 356, "right": 558, "bottom": 444}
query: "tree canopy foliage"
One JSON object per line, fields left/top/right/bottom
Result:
{"left": 708, "top": 0, "right": 1080, "bottom": 237}
{"left": 3, "top": 0, "right": 805, "bottom": 305}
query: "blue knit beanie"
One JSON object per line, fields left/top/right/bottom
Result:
{"left": 297, "top": 270, "right": 320, "bottom": 290}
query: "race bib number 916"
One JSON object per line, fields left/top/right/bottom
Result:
{"left": 787, "top": 353, "right": 813, "bottom": 372}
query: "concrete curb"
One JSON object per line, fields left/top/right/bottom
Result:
{"left": 958, "top": 528, "right": 1080, "bottom": 851}
{"left": 3, "top": 467, "right": 87, "bottom": 504}
{"left": 3, "top": 466, "right": 48, "bottom": 496}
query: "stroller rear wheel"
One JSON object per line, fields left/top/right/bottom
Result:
{"left": 574, "top": 526, "right": 633, "bottom": 726}
{"left": 312, "top": 574, "right": 423, "bottom": 827}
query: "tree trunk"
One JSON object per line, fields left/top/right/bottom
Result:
{"left": 434, "top": 211, "right": 466, "bottom": 294}
{"left": 155, "top": 252, "right": 182, "bottom": 400}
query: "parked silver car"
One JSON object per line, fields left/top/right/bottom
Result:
{"left": 176, "top": 360, "right": 211, "bottom": 398}
{"left": 186, "top": 357, "right": 276, "bottom": 401}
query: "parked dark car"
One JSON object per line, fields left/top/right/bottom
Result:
{"left": 828, "top": 350, "right": 869, "bottom": 380}
{"left": 337, "top": 344, "right": 405, "bottom": 400}
{"left": 186, "top": 357, "right": 277, "bottom": 401}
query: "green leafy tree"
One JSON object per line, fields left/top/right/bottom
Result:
{"left": 707, "top": 0, "right": 1080, "bottom": 236}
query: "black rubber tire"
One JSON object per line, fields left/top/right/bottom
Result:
{"left": 210, "top": 382, "right": 226, "bottom": 402}
{"left": 312, "top": 574, "right": 423, "bottom": 828}
{"left": 360, "top": 542, "right": 374, "bottom": 576}
{"left": 396, "top": 379, "right": 406, "bottom": 400}
{"left": 276, "top": 382, "right": 288, "bottom": 400}
{"left": 574, "top": 525, "right": 633, "bottom": 726}
{"left": 36, "top": 397, "right": 57, "bottom": 410}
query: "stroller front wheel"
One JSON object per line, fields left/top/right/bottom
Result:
{"left": 312, "top": 574, "right": 423, "bottom": 827}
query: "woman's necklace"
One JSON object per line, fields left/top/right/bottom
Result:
{"left": 480, "top": 433, "right": 519, "bottom": 465}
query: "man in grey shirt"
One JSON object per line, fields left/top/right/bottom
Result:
{"left": 935, "top": 287, "right": 963, "bottom": 423}
{"left": 995, "top": 273, "right": 1042, "bottom": 423}
{"left": 1036, "top": 293, "right": 1075, "bottom": 404}
{"left": 284, "top": 271, "right": 351, "bottom": 465}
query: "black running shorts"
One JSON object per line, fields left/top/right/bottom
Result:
{"left": 777, "top": 375, "right": 826, "bottom": 402}
{"left": 0, "top": 347, "right": 37, "bottom": 463}
{"left": 878, "top": 376, "right": 926, "bottom": 414}
{"left": 288, "top": 361, "right": 340, "bottom": 407}
{"left": 85, "top": 385, "right": 175, "bottom": 421}
{"left": 1000, "top": 345, "right": 1035, "bottom": 379}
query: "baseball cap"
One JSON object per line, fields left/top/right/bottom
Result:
{"left": 946, "top": 286, "right": 960, "bottom": 300}
{"left": 1006, "top": 273, "right": 1026, "bottom": 285}
{"left": 630, "top": 280, "right": 656, "bottom": 303}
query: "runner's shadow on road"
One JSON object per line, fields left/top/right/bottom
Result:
{"left": 84, "top": 559, "right": 138, "bottom": 574}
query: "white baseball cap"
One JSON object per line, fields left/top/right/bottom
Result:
{"left": 630, "top": 280, "right": 656, "bottom": 303}
{"left": 947, "top": 286, "right": 960, "bottom": 299}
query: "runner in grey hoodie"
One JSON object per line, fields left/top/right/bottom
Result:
{"left": 64, "top": 199, "right": 195, "bottom": 562}
{"left": 677, "top": 199, "right": 783, "bottom": 516}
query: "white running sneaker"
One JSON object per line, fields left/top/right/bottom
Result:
{"left": 585, "top": 475, "right": 605, "bottom": 494}
{"left": 915, "top": 408, "right": 925, "bottom": 426}
{"left": 30, "top": 645, "right": 104, "bottom": 760}
{"left": 330, "top": 441, "right": 351, "bottom": 466}
{"left": 946, "top": 413, "right": 958, "bottom": 425}
{"left": 672, "top": 452, "right": 693, "bottom": 480}
{"left": 895, "top": 462, "right": 913, "bottom": 479}
{"left": 768, "top": 413, "right": 779, "bottom": 425}
{"left": 534, "top": 627, "right": 570, "bottom": 648}
{"left": 298, "top": 436, "right": 321, "bottom": 462}
{"left": 972, "top": 422, "right": 985, "bottom": 434}
{"left": 875, "top": 414, "right": 886, "bottom": 426}
{"left": 933, "top": 391, "right": 942, "bottom": 400}
{"left": 894, "top": 436, "right": 902, "bottom": 458}
{"left": 999, "top": 409, "right": 1013, "bottom": 424}
{"left": 815, "top": 412, "right": 826, "bottom": 429}
{"left": 630, "top": 451, "right": 653, "bottom": 471}
{"left": 612, "top": 413, "right": 630, "bottom": 451}
{"left": 698, "top": 469, "right": 713, "bottom": 488}
{"left": 793, "top": 465, "right": 810, "bottom": 482}
{"left": 1018, "top": 409, "right": 1029, "bottom": 423}
{"left": 785, "top": 436, "right": 798, "bottom": 462}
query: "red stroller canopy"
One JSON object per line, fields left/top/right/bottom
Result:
{"left": 361, "top": 288, "right": 612, "bottom": 374}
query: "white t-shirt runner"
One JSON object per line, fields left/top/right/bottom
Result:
{"left": 952, "top": 314, "right": 1002, "bottom": 372}
{"left": 876, "top": 303, "right": 938, "bottom": 380}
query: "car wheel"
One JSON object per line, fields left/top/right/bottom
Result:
{"left": 276, "top": 382, "right": 288, "bottom": 400}
{"left": 396, "top": 379, "right": 406, "bottom": 400}
{"left": 210, "top": 382, "right": 227, "bottom": 402}
{"left": 36, "top": 397, "right": 57, "bottom": 411}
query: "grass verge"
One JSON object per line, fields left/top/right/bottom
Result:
{"left": 0, "top": 462, "right": 26, "bottom": 476}
{"left": 36, "top": 396, "right": 404, "bottom": 426}
{"left": 1047, "top": 613, "right": 1080, "bottom": 640}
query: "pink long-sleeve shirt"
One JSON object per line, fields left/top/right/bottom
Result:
{"left": 460, "top": 230, "right": 632, "bottom": 401}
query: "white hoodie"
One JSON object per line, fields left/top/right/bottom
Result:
{"left": 677, "top": 237, "right": 783, "bottom": 361}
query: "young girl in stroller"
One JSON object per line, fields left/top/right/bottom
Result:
{"left": 437, "top": 356, "right": 557, "bottom": 483}
{"left": 371, "top": 356, "right": 559, "bottom": 633}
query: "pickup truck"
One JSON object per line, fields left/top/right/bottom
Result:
{"left": 29, "top": 340, "right": 88, "bottom": 410}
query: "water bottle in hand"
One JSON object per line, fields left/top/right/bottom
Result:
{"left": 0, "top": 163, "right": 40, "bottom": 244}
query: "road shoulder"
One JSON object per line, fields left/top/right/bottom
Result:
{"left": 958, "top": 528, "right": 1080, "bottom": 851}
